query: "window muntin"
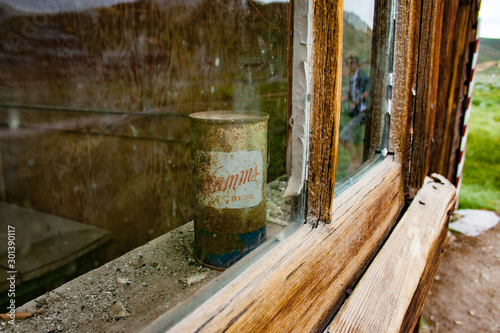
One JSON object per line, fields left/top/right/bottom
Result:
{"left": 0, "top": 0, "right": 300, "bottom": 311}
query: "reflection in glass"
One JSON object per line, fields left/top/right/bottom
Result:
{"left": 0, "top": 0, "right": 293, "bottom": 308}
{"left": 337, "top": 0, "right": 375, "bottom": 180}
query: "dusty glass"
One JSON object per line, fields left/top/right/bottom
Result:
{"left": 0, "top": 0, "right": 297, "bottom": 311}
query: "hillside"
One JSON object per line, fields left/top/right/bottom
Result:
{"left": 477, "top": 38, "right": 500, "bottom": 64}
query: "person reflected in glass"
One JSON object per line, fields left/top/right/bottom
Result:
{"left": 340, "top": 51, "right": 369, "bottom": 173}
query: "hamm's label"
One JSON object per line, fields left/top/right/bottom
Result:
{"left": 195, "top": 150, "right": 263, "bottom": 209}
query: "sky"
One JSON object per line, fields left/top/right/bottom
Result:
{"left": 344, "top": 1, "right": 374, "bottom": 29}
{"left": 343, "top": 0, "right": 497, "bottom": 38}
{"left": 479, "top": 0, "right": 500, "bottom": 39}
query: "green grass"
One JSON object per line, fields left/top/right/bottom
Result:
{"left": 458, "top": 69, "right": 500, "bottom": 212}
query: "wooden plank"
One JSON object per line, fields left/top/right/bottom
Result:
{"left": 429, "top": 0, "right": 480, "bottom": 182}
{"left": 307, "top": 0, "right": 343, "bottom": 223}
{"left": 330, "top": 158, "right": 403, "bottom": 230}
{"left": 327, "top": 174, "right": 456, "bottom": 332}
{"left": 445, "top": 1, "right": 480, "bottom": 183}
{"left": 429, "top": 0, "right": 460, "bottom": 176}
{"left": 392, "top": 0, "right": 420, "bottom": 197}
{"left": 436, "top": 3, "right": 473, "bottom": 183}
{"left": 408, "top": 0, "right": 445, "bottom": 195}
{"left": 399, "top": 207, "right": 448, "bottom": 333}
{"left": 440, "top": 5, "right": 471, "bottom": 180}
{"left": 144, "top": 158, "right": 404, "bottom": 333}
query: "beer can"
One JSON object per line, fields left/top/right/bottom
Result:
{"left": 189, "top": 110, "right": 268, "bottom": 269}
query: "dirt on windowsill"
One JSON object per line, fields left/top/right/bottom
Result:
{"left": 0, "top": 179, "right": 292, "bottom": 333}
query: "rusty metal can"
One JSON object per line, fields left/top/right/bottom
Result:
{"left": 189, "top": 110, "right": 268, "bottom": 269}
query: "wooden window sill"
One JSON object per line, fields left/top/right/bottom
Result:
{"left": 145, "top": 157, "right": 405, "bottom": 332}
{"left": 327, "top": 174, "right": 456, "bottom": 332}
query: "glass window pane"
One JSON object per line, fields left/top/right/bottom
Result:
{"left": 336, "top": 0, "right": 386, "bottom": 183}
{"left": 0, "top": 0, "right": 298, "bottom": 310}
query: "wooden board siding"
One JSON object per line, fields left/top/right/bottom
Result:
{"left": 440, "top": 4, "right": 472, "bottom": 182}
{"left": 407, "top": 0, "right": 445, "bottom": 195}
{"left": 429, "top": 0, "right": 460, "bottom": 177}
{"left": 429, "top": 0, "right": 480, "bottom": 184}
{"left": 445, "top": 0, "right": 480, "bottom": 183}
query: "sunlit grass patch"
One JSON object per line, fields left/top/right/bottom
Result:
{"left": 459, "top": 183, "right": 500, "bottom": 212}
{"left": 459, "top": 71, "right": 500, "bottom": 213}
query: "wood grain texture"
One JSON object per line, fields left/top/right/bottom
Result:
{"left": 429, "top": 0, "right": 460, "bottom": 176}
{"left": 432, "top": 2, "right": 478, "bottom": 183}
{"left": 408, "top": 0, "right": 444, "bottom": 195}
{"left": 391, "top": 0, "right": 420, "bottom": 196}
{"left": 399, "top": 200, "right": 448, "bottom": 333}
{"left": 440, "top": 5, "right": 471, "bottom": 181}
{"left": 307, "top": 0, "right": 343, "bottom": 223}
{"left": 149, "top": 158, "right": 403, "bottom": 333}
{"left": 445, "top": 1, "right": 479, "bottom": 183}
{"left": 327, "top": 174, "right": 456, "bottom": 333}
{"left": 0, "top": 129, "right": 192, "bottom": 263}
{"left": 363, "top": 0, "right": 391, "bottom": 159}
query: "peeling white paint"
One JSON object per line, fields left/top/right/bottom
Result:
{"left": 284, "top": 0, "right": 312, "bottom": 198}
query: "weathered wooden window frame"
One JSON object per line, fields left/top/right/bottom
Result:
{"left": 143, "top": 0, "right": 437, "bottom": 331}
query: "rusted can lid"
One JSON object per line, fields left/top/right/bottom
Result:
{"left": 189, "top": 110, "right": 269, "bottom": 124}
